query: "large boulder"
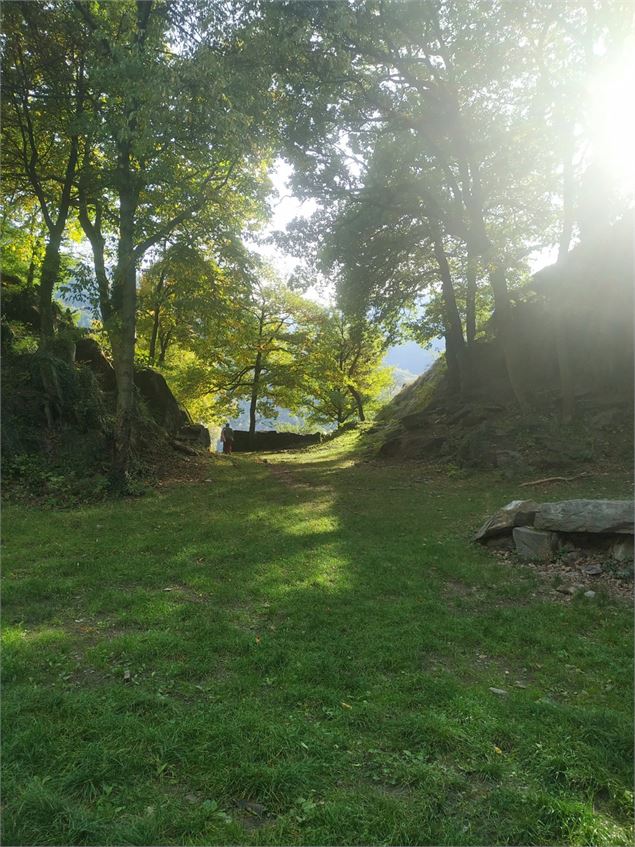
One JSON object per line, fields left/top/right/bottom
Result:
{"left": 75, "top": 337, "right": 116, "bottom": 390}
{"left": 474, "top": 500, "right": 539, "bottom": 542}
{"left": 534, "top": 500, "right": 634, "bottom": 535}
{"left": 134, "top": 368, "right": 188, "bottom": 434}
{"left": 513, "top": 527, "right": 559, "bottom": 560}
{"left": 178, "top": 423, "right": 211, "bottom": 449}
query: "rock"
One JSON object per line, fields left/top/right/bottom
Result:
{"left": 75, "top": 337, "right": 117, "bottom": 391}
{"left": 410, "top": 435, "right": 447, "bottom": 456}
{"left": 485, "top": 536, "right": 514, "bottom": 550}
{"left": 401, "top": 412, "right": 429, "bottom": 431}
{"left": 378, "top": 436, "right": 403, "bottom": 458}
{"left": 582, "top": 563, "right": 602, "bottom": 575}
{"left": 562, "top": 551, "right": 580, "bottom": 565}
{"left": 489, "top": 687, "right": 508, "bottom": 696}
{"left": 556, "top": 584, "right": 576, "bottom": 595}
{"left": 513, "top": 526, "right": 559, "bottom": 560}
{"left": 135, "top": 368, "right": 189, "bottom": 434}
{"left": 457, "top": 423, "right": 500, "bottom": 469}
{"left": 474, "top": 500, "right": 539, "bottom": 542}
{"left": 534, "top": 500, "right": 634, "bottom": 535}
{"left": 172, "top": 440, "right": 198, "bottom": 456}
{"left": 611, "top": 537, "right": 634, "bottom": 562}
{"left": 584, "top": 590, "right": 596, "bottom": 599}
{"left": 178, "top": 423, "right": 211, "bottom": 449}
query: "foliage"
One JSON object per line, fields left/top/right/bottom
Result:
{"left": 297, "top": 309, "right": 394, "bottom": 427}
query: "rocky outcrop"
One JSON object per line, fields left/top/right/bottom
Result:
{"left": 75, "top": 337, "right": 117, "bottom": 391}
{"left": 75, "top": 339, "right": 207, "bottom": 446}
{"left": 178, "top": 423, "right": 211, "bottom": 449}
{"left": 134, "top": 368, "right": 188, "bottom": 433}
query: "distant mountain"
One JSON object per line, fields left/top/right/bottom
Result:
{"left": 383, "top": 340, "right": 440, "bottom": 375}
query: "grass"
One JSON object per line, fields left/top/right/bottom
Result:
{"left": 2, "top": 431, "right": 633, "bottom": 845}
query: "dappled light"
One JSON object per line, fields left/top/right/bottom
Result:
{"left": 2, "top": 1, "right": 633, "bottom": 845}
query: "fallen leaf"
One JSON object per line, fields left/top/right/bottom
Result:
{"left": 341, "top": 701, "right": 352, "bottom": 709}
{"left": 494, "top": 745, "right": 503, "bottom": 754}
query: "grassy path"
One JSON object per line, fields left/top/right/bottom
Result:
{"left": 2, "top": 435, "right": 633, "bottom": 845}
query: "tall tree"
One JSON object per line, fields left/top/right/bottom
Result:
{"left": 70, "top": 0, "right": 275, "bottom": 485}
{"left": 2, "top": 1, "right": 86, "bottom": 346}
{"left": 297, "top": 309, "right": 393, "bottom": 428}
{"left": 267, "top": 0, "right": 632, "bottom": 408}
{"left": 210, "top": 278, "right": 308, "bottom": 442}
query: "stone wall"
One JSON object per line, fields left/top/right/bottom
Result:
{"left": 231, "top": 430, "right": 322, "bottom": 452}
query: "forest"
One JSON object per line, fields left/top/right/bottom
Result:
{"left": 1, "top": 2, "right": 634, "bottom": 845}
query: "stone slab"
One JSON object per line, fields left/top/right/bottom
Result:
{"left": 513, "top": 526, "right": 559, "bottom": 560}
{"left": 474, "top": 500, "right": 539, "bottom": 542}
{"left": 534, "top": 500, "right": 634, "bottom": 534}
{"left": 611, "top": 537, "right": 634, "bottom": 561}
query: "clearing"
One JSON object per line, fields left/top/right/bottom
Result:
{"left": 2, "top": 433, "right": 633, "bottom": 846}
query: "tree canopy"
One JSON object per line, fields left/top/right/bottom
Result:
{"left": 2, "top": 0, "right": 633, "bottom": 482}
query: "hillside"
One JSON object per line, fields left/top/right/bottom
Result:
{"left": 366, "top": 215, "right": 634, "bottom": 475}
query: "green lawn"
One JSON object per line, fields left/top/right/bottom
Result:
{"left": 2, "top": 434, "right": 633, "bottom": 845}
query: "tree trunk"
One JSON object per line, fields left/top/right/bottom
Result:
{"left": 109, "top": 186, "right": 138, "bottom": 489}
{"left": 149, "top": 304, "right": 160, "bottom": 365}
{"left": 38, "top": 230, "right": 63, "bottom": 346}
{"left": 432, "top": 231, "right": 467, "bottom": 395}
{"left": 249, "top": 352, "right": 262, "bottom": 445}
{"left": 488, "top": 262, "right": 530, "bottom": 411}
{"left": 555, "top": 146, "right": 576, "bottom": 423}
{"left": 349, "top": 386, "right": 365, "bottom": 422}
{"left": 466, "top": 251, "right": 478, "bottom": 345}
{"left": 157, "top": 328, "right": 172, "bottom": 366}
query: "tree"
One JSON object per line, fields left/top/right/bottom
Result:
{"left": 69, "top": 0, "right": 275, "bottom": 485}
{"left": 2, "top": 1, "right": 86, "bottom": 346}
{"left": 298, "top": 309, "right": 393, "bottom": 427}
{"left": 210, "top": 277, "right": 309, "bottom": 442}
{"left": 267, "top": 0, "right": 633, "bottom": 409}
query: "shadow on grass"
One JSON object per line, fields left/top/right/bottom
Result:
{"left": 2, "top": 444, "right": 633, "bottom": 845}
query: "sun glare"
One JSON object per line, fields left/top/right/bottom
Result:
{"left": 589, "top": 41, "right": 635, "bottom": 196}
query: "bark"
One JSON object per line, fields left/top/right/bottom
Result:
{"left": 249, "top": 352, "right": 262, "bottom": 444}
{"left": 349, "top": 386, "right": 365, "bottom": 422}
{"left": 465, "top": 252, "right": 478, "bottom": 345}
{"left": 555, "top": 147, "right": 576, "bottom": 423}
{"left": 431, "top": 231, "right": 467, "bottom": 395}
{"left": 38, "top": 230, "right": 63, "bottom": 345}
{"left": 148, "top": 268, "right": 167, "bottom": 365}
{"left": 149, "top": 304, "right": 161, "bottom": 365}
{"left": 420, "top": 12, "right": 529, "bottom": 408}
{"left": 488, "top": 262, "right": 530, "bottom": 411}
{"left": 157, "top": 329, "right": 172, "bottom": 366}
{"left": 109, "top": 180, "right": 138, "bottom": 488}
